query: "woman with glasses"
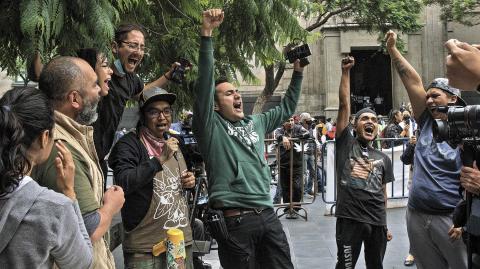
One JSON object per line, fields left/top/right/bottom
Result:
{"left": 108, "top": 87, "right": 196, "bottom": 269}
{"left": 0, "top": 87, "right": 93, "bottom": 268}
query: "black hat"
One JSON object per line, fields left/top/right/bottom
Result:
{"left": 139, "top": 87, "right": 176, "bottom": 109}
{"left": 427, "top": 78, "right": 467, "bottom": 106}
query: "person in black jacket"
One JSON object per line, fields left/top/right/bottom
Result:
{"left": 108, "top": 87, "right": 196, "bottom": 269}
{"left": 274, "top": 118, "right": 310, "bottom": 219}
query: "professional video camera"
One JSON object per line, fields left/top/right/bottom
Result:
{"left": 432, "top": 105, "right": 480, "bottom": 146}
{"left": 285, "top": 43, "right": 311, "bottom": 67}
{"left": 433, "top": 104, "right": 480, "bottom": 268}
{"left": 170, "top": 58, "right": 192, "bottom": 84}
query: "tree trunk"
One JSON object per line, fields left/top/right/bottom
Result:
{"left": 251, "top": 62, "right": 286, "bottom": 114}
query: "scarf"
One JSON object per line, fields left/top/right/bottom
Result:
{"left": 139, "top": 127, "right": 165, "bottom": 158}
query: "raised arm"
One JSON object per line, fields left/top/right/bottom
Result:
{"left": 144, "top": 62, "right": 180, "bottom": 91}
{"left": 192, "top": 9, "right": 224, "bottom": 143}
{"left": 261, "top": 61, "right": 304, "bottom": 133}
{"left": 336, "top": 56, "right": 354, "bottom": 137}
{"left": 385, "top": 31, "right": 425, "bottom": 121}
{"left": 445, "top": 39, "right": 480, "bottom": 91}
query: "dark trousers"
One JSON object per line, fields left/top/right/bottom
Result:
{"left": 335, "top": 218, "right": 387, "bottom": 269}
{"left": 217, "top": 208, "right": 293, "bottom": 269}
{"left": 280, "top": 166, "right": 302, "bottom": 204}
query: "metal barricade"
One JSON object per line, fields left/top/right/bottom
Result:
{"left": 320, "top": 137, "right": 411, "bottom": 215}
{"left": 264, "top": 138, "right": 319, "bottom": 221}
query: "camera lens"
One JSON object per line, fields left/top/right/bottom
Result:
{"left": 432, "top": 119, "right": 449, "bottom": 142}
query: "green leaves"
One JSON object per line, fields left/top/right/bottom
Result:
{"left": 1, "top": 0, "right": 429, "bottom": 108}
{"left": 427, "top": 0, "right": 480, "bottom": 26}
{"left": 0, "top": 0, "right": 124, "bottom": 76}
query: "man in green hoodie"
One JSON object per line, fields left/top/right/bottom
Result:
{"left": 192, "top": 9, "right": 305, "bottom": 269}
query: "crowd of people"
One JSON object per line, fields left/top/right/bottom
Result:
{"left": 0, "top": 7, "right": 480, "bottom": 269}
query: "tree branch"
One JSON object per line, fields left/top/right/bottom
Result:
{"left": 273, "top": 62, "right": 286, "bottom": 89}
{"left": 264, "top": 64, "right": 275, "bottom": 95}
{"left": 305, "top": 4, "right": 353, "bottom": 32}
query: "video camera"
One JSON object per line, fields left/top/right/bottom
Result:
{"left": 285, "top": 43, "right": 311, "bottom": 67}
{"left": 433, "top": 104, "right": 480, "bottom": 265}
{"left": 432, "top": 105, "right": 480, "bottom": 146}
{"left": 170, "top": 58, "right": 192, "bottom": 84}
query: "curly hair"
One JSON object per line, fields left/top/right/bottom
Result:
{"left": 0, "top": 87, "right": 54, "bottom": 196}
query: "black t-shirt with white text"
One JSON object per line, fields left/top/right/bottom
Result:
{"left": 335, "top": 125, "right": 395, "bottom": 226}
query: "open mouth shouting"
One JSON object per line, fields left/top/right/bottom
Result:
{"left": 104, "top": 78, "right": 111, "bottom": 89}
{"left": 126, "top": 57, "right": 140, "bottom": 71}
{"left": 233, "top": 101, "right": 242, "bottom": 112}
{"left": 363, "top": 124, "right": 376, "bottom": 139}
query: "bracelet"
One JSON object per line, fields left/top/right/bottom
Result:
{"left": 164, "top": 72, "right": 172, "bottom": 81}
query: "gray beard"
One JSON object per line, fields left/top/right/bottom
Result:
{"left": 76, "top": 98, "right": 98, "bottom": 125}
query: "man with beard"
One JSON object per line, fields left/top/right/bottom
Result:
{"left": 33, "top": 56, "right": 125, "bottom": 269}
{"left": 386, "top": 30, "right": 467, "bottom": 268}
{"left": 335, "top": 56, "right": 394, "bottom": 269}
{"left": 193, "top": 9, "right": 305, "bottom": 269}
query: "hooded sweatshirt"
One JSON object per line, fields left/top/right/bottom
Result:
{"left": 192, "top": 37, "right": 303, "bottom": 209}
{"left": 0, "top": 177, "right": 92, "bottom": 269}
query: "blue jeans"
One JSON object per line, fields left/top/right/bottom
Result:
{"left": 218, "top": 208, "right": 293, "bottom": 269}
{"left": 317, "top": 165, "right": 325, "bottom": 192}
{"left": 304, "top": 154, "right": 315, "bottom": 193}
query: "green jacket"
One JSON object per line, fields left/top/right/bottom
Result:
{"left": 192, "top": 37, "right": 303, "bottom": 209}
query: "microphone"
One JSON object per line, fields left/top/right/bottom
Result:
{"left": 163, "top": 132, "right": 178, "bottom": 161}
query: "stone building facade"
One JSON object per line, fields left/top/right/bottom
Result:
{"left": 241, "top": 5, "right": 480, "bottom": 119}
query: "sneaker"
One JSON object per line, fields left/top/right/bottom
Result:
{"left": 404, "top": 254, "right": 414, "bottom": 266}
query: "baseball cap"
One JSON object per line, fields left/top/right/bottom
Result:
{"left": 139, "top": 87, "right": 176, "bottom": 109}
{"left": 300, "top": 112, "right": 314, "bottom": 122}
{"left": 427, "top": 78, "right": 467, "bottom": 106}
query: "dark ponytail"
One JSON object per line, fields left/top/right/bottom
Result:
{"left": 0, "top": 87, "right": 54, "bottom": 196}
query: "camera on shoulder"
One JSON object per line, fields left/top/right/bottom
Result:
{"left": 432, "top": 105, "right": 480, "bottom": 146}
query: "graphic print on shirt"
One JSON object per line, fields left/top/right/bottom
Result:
{"left": 346, "top": 157, "right": 384, "bottom": 192}
{"left": 226, "top": 121, "right": 259, "bottom": 149}
{"left": 153, "top": 165, "right": 188, "bottom": 229}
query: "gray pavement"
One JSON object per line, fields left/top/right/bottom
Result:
{"left": 113, "top": 197, "right": 416, "bottom": 269}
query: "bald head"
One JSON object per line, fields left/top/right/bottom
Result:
{"left": 39, "top": 56, "right": 89, "bottom": 106}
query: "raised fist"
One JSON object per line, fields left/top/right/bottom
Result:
{"left": 201, "top": 9, "right": 224, "bottom": 36}
{"left": 385, "top": 30, "right": 397, "bottom": 50}
{"left": 341, "top": 56, "right": 355, "bottom": 71}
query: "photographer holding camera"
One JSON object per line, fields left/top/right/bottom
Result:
{"left": 386, "top": 30, "right": 467, "bottom": 268}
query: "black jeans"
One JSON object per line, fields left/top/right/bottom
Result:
{"left": 217, "top": 208, "right": 293, "bottom": 269}
{"left": 335, "top": 218, "right": 387, "bottom": 269}
{"left": 280, "top": 166, "right": 302, "bottom": 204}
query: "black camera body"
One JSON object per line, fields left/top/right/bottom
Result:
{"left": 170, "top": 58, "right": 192, "bottom": 84}
{"left": 285, "top": 44, "right": 311, "bottom": 67}
{"left": 433, "top": 105, "right": 480, "bottom": 145}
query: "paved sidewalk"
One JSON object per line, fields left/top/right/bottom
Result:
{"left": 113, "top": 197, "right": 416, "bottom": 268}
{"left": 196, "top": 198, "right": 416, "bottom": 269}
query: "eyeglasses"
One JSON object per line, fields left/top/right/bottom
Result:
{"left": 146, "top": 107, "right": 173, "bottom": 118}
{"left": 121, "top": 41, "right": 150, "bottom": 53}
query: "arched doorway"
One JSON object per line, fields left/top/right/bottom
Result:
{"left": 349, "top": 49, "right": 392, "bottom": 116}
